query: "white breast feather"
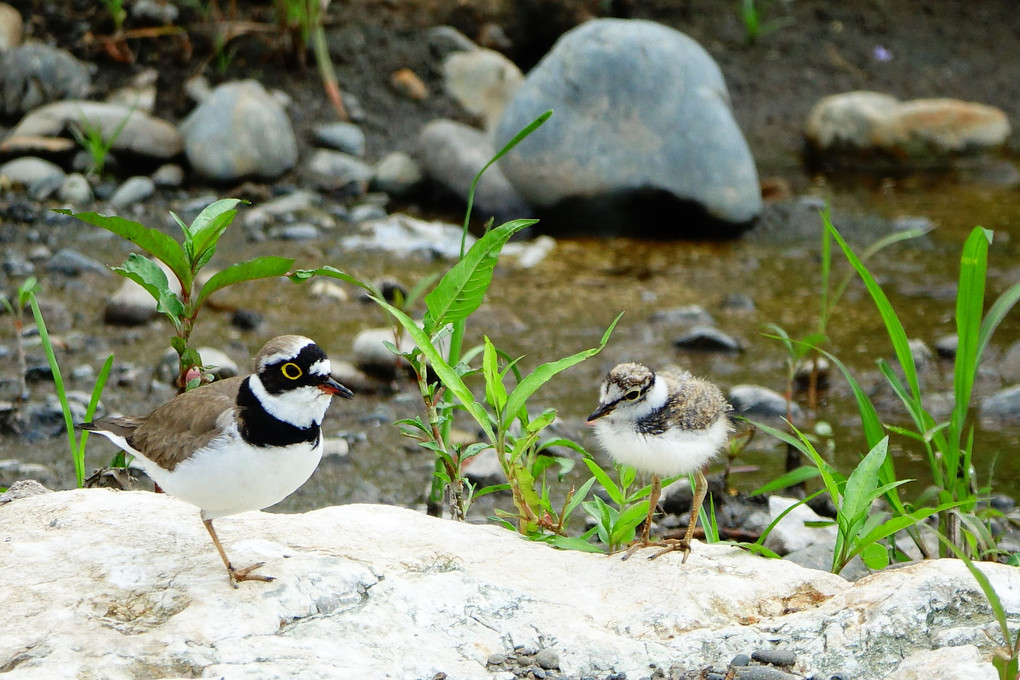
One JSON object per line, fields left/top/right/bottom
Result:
{"left": 593, "top": 416, "right": 729, "bottom": 477}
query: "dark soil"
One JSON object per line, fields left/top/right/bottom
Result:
{"left": 6, "top": 0, "right": 1018, "bottom": 191}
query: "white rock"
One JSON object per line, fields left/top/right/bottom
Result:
{"left": 0, "top": 490, "right": 1014, "bottom": 679}
{"left": 891, "top": 644, "right": 997, "bottom": 680}
{"left": 341, "top": 213, "right": 475, "bottom": 259}
{"left": 763, "top": 495, "right": 838, "bottom": 556}
{"left": 0, "top": 156, "right": 65, "bottom": 187}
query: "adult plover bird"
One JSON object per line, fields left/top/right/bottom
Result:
{"left": 587, "top": 362, "right": 731, "bottom": 562}
{"left": 81, "top": 335, "right": 353, "bottom": 586}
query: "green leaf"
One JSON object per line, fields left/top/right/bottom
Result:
{"left": 28, "top": 295, "right": 80, "bottom": 486}
{"left": 504, "top": 311, "right": 622, "bottom": 420}
{"left": 482, "top": 337, "right": 508, "bottom": 416}
{"left": 287, "top": 265, "right": 375, "bottom": 292}
{"left": 824, "top": 213, "right": 921, "bottom": 401}
{"left": 525, "top": 408, "right": 557, "bottom": 434}
{"left": 373, "top": 296, "right": 495, "bottom": 441}
{"left": 112, "top": 254, "right": 185, "bottom": 327}
{"left": 57, "top": 209, "right": 191, "bottom": 290}
{"left": 610, "top": 501, "right": 649, "bottom": 545}
{"left": 583, "top": 458, "right": 624, "bottom": 506}
{"left": 562, "top": 476, "right": 598, "bottom": 521}
{"left": 751, "top": 465, "right": 820, "bottom": 496}
{"left": 859, "top": 542, "right": 889, "bottom": 570}
{"left": 840, "top": 437, "right": 889, "bottom": 525}
{"left": 539, "top": 534, "right": 603, "bottom": 553}
{"left": 423, "top": 219, "right": 536, "bottom": 332}
{"left": 461, "top": 109, "right": 552, "bottom": 248}
{"left": 195, "top": 256, "right": 294, "bottom": 308}
{"left": 188, "top": 199, "right": 245, "bottom": 267}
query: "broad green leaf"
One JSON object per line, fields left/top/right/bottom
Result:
{"left": 195, "top": 256, "right": 294, "bottom": 308}
{"left": 841, "top": 437, "right": 889, "bottom": 523}
{"left": 112, "top": 254, "right": 185, "bottom": 326}
{"left": 610, "top": 501, "right": 649, "bottom": 545}
{"left": 423, "top": 219, "right": 536, "bottom": 332}
{"left": 188, "top": 199, "right": 244, "bottom": 265}
{"left": 57, "top": 209, "right": 191, "bottom": 289}
{"left": 858, "top": 542, "right": 889, "bottom": 570}
{"left": 525, "top": 408, "right": 557, "bottom": 434}
{"left": 854, "top": 507, "right": 939, "bottom": 549}
{"left": 504, "top": 311, "right": 622, "bottom": 420}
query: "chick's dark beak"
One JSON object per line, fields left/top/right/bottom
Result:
{"left": 319, "top": 376, "right": 354, "bottom": 399}
{"left": 586, "top": 401, "right": 614, "bottom": 424}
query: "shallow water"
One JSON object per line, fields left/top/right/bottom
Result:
{"left": 1, "top": 175, "right": 1018, "bottom": 519}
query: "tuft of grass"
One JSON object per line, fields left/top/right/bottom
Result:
{"left": 21, "top": 282, "right": 114, "bottom": 487}
{"left": 824, "top": 216, "right": 1020, "bottom": 557}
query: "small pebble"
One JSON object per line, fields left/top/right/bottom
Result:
{"left": 231, "top": 309, "right": 263, "bottom": 331}
{"left": 751, "top": 649, "right": 797, "bottom": 667}
{"left": 731, "top": 653, "right": 751, "bottom": 667}
{"left": 674, "top": 325, "right": 742, "bottom": 353}
{"left": 486, "top": 653, "right": 505, "bottom": 666}
{"left": 534, "top": 648, "right": 559, "bottom": 670}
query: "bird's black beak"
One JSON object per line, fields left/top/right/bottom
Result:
{"left": 586, "top": 401, "right": 614, "bottom": 424}
{"left": 319, "top": 377, "right": 354, "bottom": 399}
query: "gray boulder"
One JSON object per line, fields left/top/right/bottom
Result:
{"left": 418, "top": 119, "right": 531, "bottom": 222}
{"left": 0, "top": 42, "right": 90, "bottom": 116}
{"left": 495, "top": 19, "right": 762, "bottom": 231}
{"left": 180, "top": 80, "right": 298, "bottom": 181}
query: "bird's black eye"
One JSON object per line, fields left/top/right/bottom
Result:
{"left": 625, "top": 389, "right": 641, "bottom": 401}
{"left": 281, "top": 362, "right": 303, "bottom": 380}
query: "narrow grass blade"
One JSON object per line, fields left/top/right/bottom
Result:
{"left": 461, "top": 110, "right": 552, "bottom": 244}
{"left": 824, "top": 214, "right": 921, "bottom": 400}
{"left": 28, "top": 295, "right": 82, "bottom": 486}
{"left": 583, "top": 458, "right": 624, "bottom": 505}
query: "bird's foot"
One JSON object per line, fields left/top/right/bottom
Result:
{"left": 648, "top": 538, "right": 692, "bottom": 563}
{"left": 227, "top": 562, "right": 275, "bottom": 587}
{"left": 620, "top": 538, "right": 656, "bottom": 561}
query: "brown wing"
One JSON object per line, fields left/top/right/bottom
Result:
{"left": 128, "top": 377, "right": 245, "bottom": 471}
{"left": 660, "top": 371, "right": 731, "bottom": 431}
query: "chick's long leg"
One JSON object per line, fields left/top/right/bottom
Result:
{"left": 622, "top": 474, "right": 662, "bottom": 560}
{"left": 649, "top": 468, "right": 708, "bottom": 563}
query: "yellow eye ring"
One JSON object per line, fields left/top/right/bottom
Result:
{"left": 281, "top": 362, "right": 303, "bottom": 380}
